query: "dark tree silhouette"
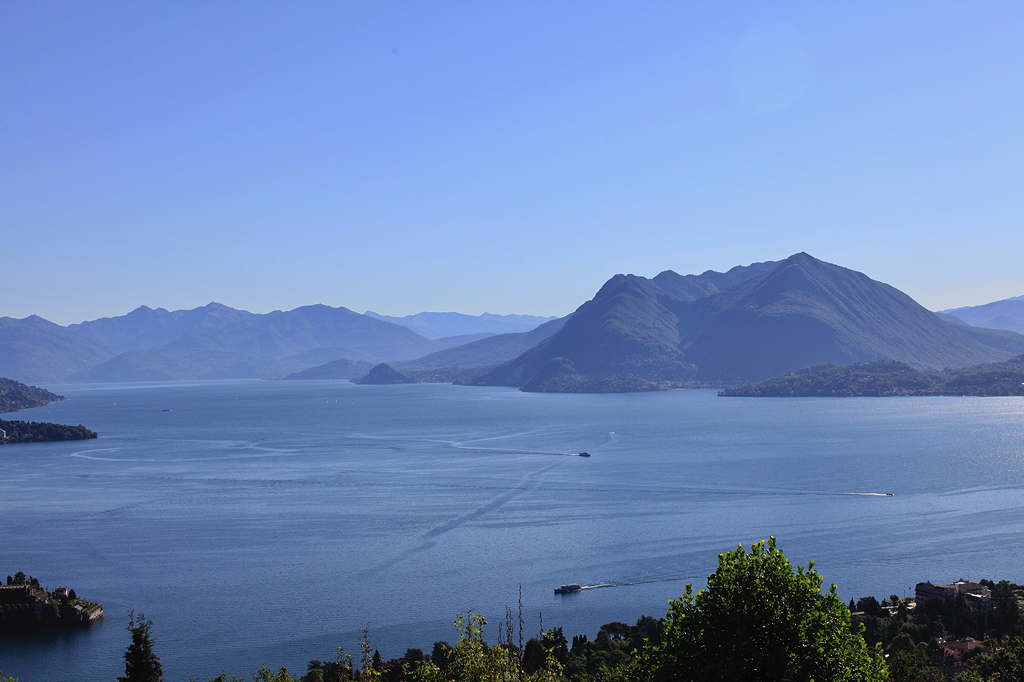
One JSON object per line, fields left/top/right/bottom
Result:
{"left": 119, "top": 612, "right": 163, "bottom": 682}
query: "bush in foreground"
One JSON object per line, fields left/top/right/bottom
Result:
{"left": 633, "top": 537, "right": 889, "bottom": 681}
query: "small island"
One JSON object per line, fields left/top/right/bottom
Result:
{"left": 0, "top": 572, "right": 103, "bottom": 633}
{"left": 721, "top": 356, "right": 1024, "bottom": 398}
{"left": 354, "top": 363, "right": 415, "bottom": 385}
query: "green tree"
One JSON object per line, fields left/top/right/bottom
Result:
{"left": 522, "top": 638, "right": 547, "bottom": 675}
{"left": 430, "top": 642, "right": 454, "bottom": 672}
{"left": 634, "top": 537, "right": 889, "bottom": 681}
{"left": 541, "top": 628, "right": 569, "bottom": 666}
{"left": 119, "top": 612, "right": 164, "bottom": 682}
{"left": 252, "top": 667, "right": 302, "bottom": 682}
{"left": 968, "top": 634, "right": 1024, "bottom": 680}
{"left": 887, "top": 634, "right": 941, "bottom": 682}
{"left": 991, "top": 580, "right": 1019, "bottom": 635}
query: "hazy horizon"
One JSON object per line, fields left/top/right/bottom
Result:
{"left": 3, "top": 255, "right": 1022, "bottom": 327}
{"left": 4, "top": 301, "right": 564, "bottom": 328}
{"left": 4, "top": 2, "right": 1022, "bottom": 324}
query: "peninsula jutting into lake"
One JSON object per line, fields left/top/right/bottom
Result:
{"left": 0, "top": 573, "right": 102, "bottom": 633}
{"left": 0, "top": 377, "right": 97, "bottom": 445}
{"left": 0, "top": 418, "right": 97, "bottom": 445}
{"left": 0, "top": 377, "right": 63, "bottom": 412}
{"left": 720, "top": 355, "right": 1024, "bottom": 398}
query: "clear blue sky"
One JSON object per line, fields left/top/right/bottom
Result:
{"left": 3, "top": 1, "right": 1022, "bottom": 324}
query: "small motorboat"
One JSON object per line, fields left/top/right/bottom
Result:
{"left": 554, "top": 584, "right": 582, "bottom": 595}
{"left": 577, "top": 451, "right": 591, "bottom": 457}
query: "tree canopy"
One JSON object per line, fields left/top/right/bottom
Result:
{"left": 635, "top": 537, "right": 888, "bottom": 681}
{"left": 119, "top": 612, "right": 164, "bottom": 682}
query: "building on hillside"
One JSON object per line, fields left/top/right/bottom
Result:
{"left": 937, "top": 637, "right": 986, "bottom": 674}
{"left": 0, "top": 584, "right": 32, "bottom": 603}
{"left": 915, "top": 580, "right": 992, "bottom": 610}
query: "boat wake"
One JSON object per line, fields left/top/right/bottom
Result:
{"left": 557, "top": 575, "right": 703, "bottom": 595}
{"left": 350, "top": 429, "right": 606, "bottom": 459}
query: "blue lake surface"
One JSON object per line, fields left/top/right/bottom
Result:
{"left": 2, "top": 380, "right": 1023, "bottom": 681}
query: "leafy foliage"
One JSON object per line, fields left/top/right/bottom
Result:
{"left": 635, "top": 537, "right": 888, "bottom": 681}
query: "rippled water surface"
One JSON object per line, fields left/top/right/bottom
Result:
{"left": 2, "top": 380, "right": 1023, "bottom": 681}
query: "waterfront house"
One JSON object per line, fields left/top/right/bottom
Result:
{"left": 0, "top": 584, "right": 32, "bottom": 603}
{"left": 915, "top": 580, "right": 992, "bottom": 610}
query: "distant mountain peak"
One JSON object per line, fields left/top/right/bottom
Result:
{"left": 17, "top": 314, "right": 62, "bottom": 329}
{"left": 290, "top": 303, "right": 356, "bottom": 315}
{"left": 781, "top": 251, "right": 823, "bottom": 266}
{"left": 594, "top": 273, "right": 658, "bottom": 300}
{"left": 474, "top": 255, "right": 1024, "bottom": 392}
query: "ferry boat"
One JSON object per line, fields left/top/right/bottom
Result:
{"left": 554, "top": 584, "right": 583, "bottom": 595}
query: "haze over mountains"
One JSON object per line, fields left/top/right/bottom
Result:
{"left": 4, "top": 253, "right": 1023, "bottom": 392}
{"left": 0, "top": 304, "right": 522, "bottom": 384}
{"left": 397, "top": 317, "right": 568, "bottom": 372}
{"left": 364, "top": 311, "right": 556, "bottom": 339}
{"left": 941, "top": 296, "right": 1024, "bottom": 334}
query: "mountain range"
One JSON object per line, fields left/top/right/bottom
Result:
{"left": 5, "top": 254, "right": 1023, "bottom": 392}
{"left": 0, "top": 304, "right": 518, "bottom": 384}
{"left": 941, "top": 296, "right": 1024, "bottom": 334}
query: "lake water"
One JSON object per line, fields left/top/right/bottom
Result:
{"left": 2, "top": 380, "right": 1023, "bottom": 681}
